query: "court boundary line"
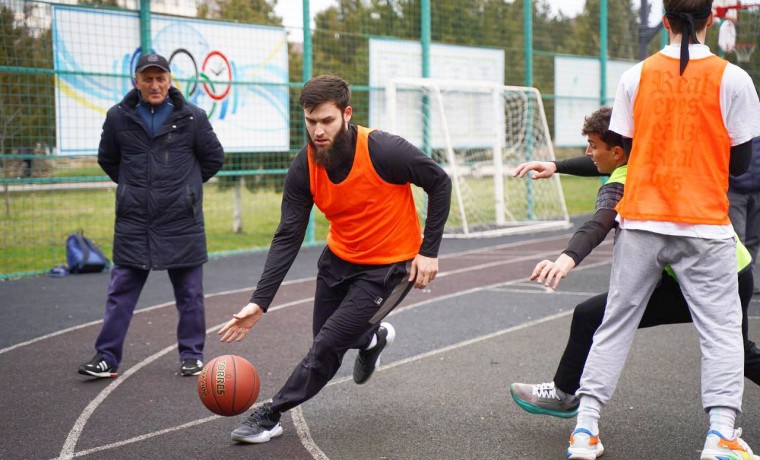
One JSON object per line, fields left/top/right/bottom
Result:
{"left": 55, "top": 300, "right": 580, "bottom": 460}
{"left": 2, "top": 233, "right": 578, "bottom": 357}
{"left": 0, "top": 278, "right": 313, "bottom": 356}
{"left": 56, "top": 256, "right": 613, "bottom": 459}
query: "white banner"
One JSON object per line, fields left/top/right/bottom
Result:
{"left": 53, "top": 6, "right": 289, "bottom": 155}
{"left": 368, "top": 38, "right": 504, "bottom": 148}
{"left": 554, "top": 56, "right": 635, "bottom": 147}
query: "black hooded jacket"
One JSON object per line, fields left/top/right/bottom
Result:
{"left": 98, "top": 86, "right": 224, "bottom": 269}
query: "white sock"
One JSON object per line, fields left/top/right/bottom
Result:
{"left": 709, "top": 406, "right": 737, "bottom": 437}
{"left": 365, "top": 334, "right": 378, "bottom": 350}
{"left": 575, "top": 395, "right": 602, "bottom": 435}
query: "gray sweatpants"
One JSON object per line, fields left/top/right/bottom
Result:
{"left": 578, "top": 229, "right": 744, "bottom": 412}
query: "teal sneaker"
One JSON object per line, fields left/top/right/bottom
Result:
{"left": 510, "top": 381, "right": 579, "bottom": 418}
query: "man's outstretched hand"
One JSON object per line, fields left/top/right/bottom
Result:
{"left": 218, "top": 302, "right": 264, "bottom": 342}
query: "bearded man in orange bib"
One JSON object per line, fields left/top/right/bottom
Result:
{"left": 216, "top": 75, "right": 452, "bottom": 444}
{"left": 566, "top": 1, "right": 760, "bottom": 459}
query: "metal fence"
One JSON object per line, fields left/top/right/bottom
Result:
{"left": 1, "top": 0, "right": 758, "bottom": 278}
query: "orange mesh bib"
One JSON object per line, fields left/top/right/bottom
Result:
{"left": 616, "top": 53, "right": 731, "bottom": 225}
{"left": 308, "top": 126, "right": 422, "bottom": 264}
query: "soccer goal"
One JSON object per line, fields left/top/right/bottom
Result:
{"left": 384, "top": 78, "right": 571, "bottom": 238}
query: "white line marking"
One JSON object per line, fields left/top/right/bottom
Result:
{"left": 58, "top": 255, "right": 609, "bottom": 459}
{"left": 289, "top": 311, "right": 577, "bottom": 459}
{"left": 58, "top": 415, "right": 221, "bottom": 459}
{"left": 54, "top": 398, "right": 264, "bottom": 460}
{"left": 3, "top": 235, "right": 591, "bottom": 357}
{"left": 56, "top": 299, "right": 315, "bottom": 460}
{"left": 390, "top": 260, "right": 613, "bottom": 318}
{"left": 490, "top": 288, "right": 605, "bottom": 297}
{"left": 292, "top": 406, "right": 330, "bottom": 460}
{"left": 58, "top": 342, "right": 179, "bottom": 459}
{"left": 0, "top": 277, "right": 315, "bottom": 356}
{"left": 54, "top": 236, "right": 598, "bottom": 459}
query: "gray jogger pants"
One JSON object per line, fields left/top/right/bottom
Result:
{"left": 578, "top": 229, "right": 744, "bottom": 412}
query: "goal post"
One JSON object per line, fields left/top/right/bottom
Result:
{"left": 384, "top": 78, "right": 571, "bottom": 238}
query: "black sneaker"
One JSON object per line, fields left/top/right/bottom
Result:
{"left": 231, "top": 404, "right": 283, "bottom": 444}
{"left": 180, "top": 359, "right": 203, "bottom": 376}
{"left": 353, "top": 322, "right": 396, "bottom": 384}
{"left": 78, "top": 353, "right": 118, "bottom": 378}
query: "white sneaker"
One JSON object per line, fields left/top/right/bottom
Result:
{"left": 567, "top": 428, "right": 604, "bottom": 459}
{"left": 701, "top": 428, "right": 760, "bottom": 460}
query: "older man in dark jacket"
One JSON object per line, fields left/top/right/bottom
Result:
{"left": 78, "top": 53, "right": 224, "bottom": 378}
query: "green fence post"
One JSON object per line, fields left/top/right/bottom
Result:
{"left": 523, "top": 0, "right": 533, "bottom": 87}
{"left": 303, "top": 0, "right": 316, "bottom": 245}
{"left": 140, "top": 0, "right": 151, "bottom": 53}
{"left": 600, "top": 0, "right": 608, "bottom": 105}
{"left": 524, "top": 0, "right": 534, "bottom": 219}
{"left": 421, "top": 0, "right": 431, "bottom": 158}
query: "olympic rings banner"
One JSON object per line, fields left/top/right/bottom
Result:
{"left": 52, "top": 6, "right": 289, "bottom": 155}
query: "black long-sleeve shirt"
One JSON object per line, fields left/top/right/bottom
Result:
{"left": 553, "top": 156, "right": 623, "bottom": 266}
{"left": 250, "top": 124, "right": 452, "bottom": 310}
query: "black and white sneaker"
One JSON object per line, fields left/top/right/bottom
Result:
{"left": 353, "top": 322, "right": 396, "bottom": 384}
{"left": 180, "top": 359, "right": 203, "bottom": 376}
{"left": 78, "top": 353, "right": 118, "bottom": 378}
{"left": 231, "top": 404, "right": 283, "bottom": 444}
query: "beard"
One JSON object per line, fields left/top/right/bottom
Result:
{"left": 308, "top": 122, "right": 351, "bottom": 169}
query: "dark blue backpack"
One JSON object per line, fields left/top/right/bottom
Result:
{"left": 66, "top": 230, "right": 110, "bottom": 274}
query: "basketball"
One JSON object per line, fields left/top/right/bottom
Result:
{"left": 197, "top": 355, "right": 260, "bottom": 416}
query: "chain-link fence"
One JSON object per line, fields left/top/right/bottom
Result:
{"left": 1, "top": 0, "right": 758, "bottom": 278}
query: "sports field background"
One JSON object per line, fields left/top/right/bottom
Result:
{"left": 2, "top": 0, "right": 758, "bottom": 279}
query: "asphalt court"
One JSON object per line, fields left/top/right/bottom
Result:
{"left": 3, "top": 220, "right": 760, "bottom": 460}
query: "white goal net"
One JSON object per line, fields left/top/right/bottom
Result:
{"left": 383, "top": 78, "right": 571, "bottom": 238}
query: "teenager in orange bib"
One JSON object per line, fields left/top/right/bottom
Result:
{"left": 216, "top": 75, "right": 452, "bottom": 444}
{"left": 567, "top": 1, "right": 760, "bottom": 459}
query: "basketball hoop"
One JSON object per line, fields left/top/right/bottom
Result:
{"left": 734, "top": 43, "right": 757, "bottom": 63}
{"left": 714, "top": 2, "right": 760, "bottom": 63}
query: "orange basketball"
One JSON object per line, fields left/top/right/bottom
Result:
{"left": 197, "top": 355, "right": 260, "bottom": 416}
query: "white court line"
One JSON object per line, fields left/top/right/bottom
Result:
{"left": 492, "top": 288, "right": 606, "bottom": 297}
{"left": 56, "top": 297, "right": 315, "bottom": 460}
{"left": 266, "top": 310, "right": 579, "bottom": 460}
{"left": 3, "top": 233, "right": 576, "bottom": 357}
{"left": 56, "top": 240, "right": 608, "bottom": 459}
{"left": 389, "top": 259, "right": 613, "bottom": 318}
{"left": 58, "top": 255, "right": 613, "bottom": 459}
{"left": 0, "top": 277, "right": 311, "bottom": 356}
{"left": 292, "top": 406, "right": 330, "bottom": 460}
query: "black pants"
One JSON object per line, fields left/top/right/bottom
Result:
{"left": 554, "top": 269, "right": 760, "bottom": 395}
{"left": 270, "top": 248, "right": 410, "bottom": 413}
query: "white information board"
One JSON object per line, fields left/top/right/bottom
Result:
{"left": 53, "top": 6, "right": 289, "bottom": 155}
{"left": 369, "top": 37, "right": 504, "bottom": 148}
{"left": 554, "top": 56, "right": 636, "bottom": 147}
